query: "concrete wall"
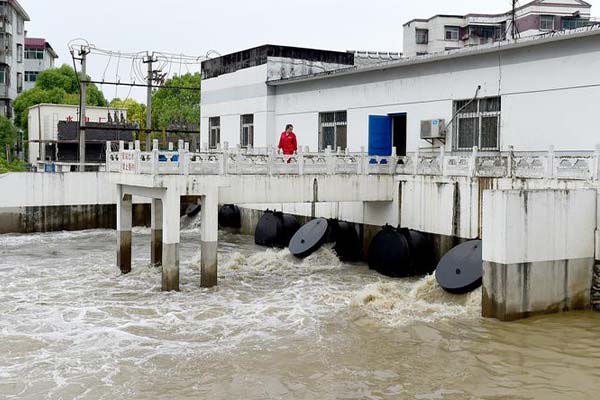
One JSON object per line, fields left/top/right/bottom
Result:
{"left": 482, "top": 189, "right": 597, "bottom": 320}
{"left": 271, "top": 34, "right": 600, "bottom": 153}
{"left": 201, "top": 64, "right": 274, "bottom": 148}
{"left": 0, "top": 172, "right": 149, "bottom": 233}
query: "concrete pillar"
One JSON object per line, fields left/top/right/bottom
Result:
{"left": 161, "top": 189, "right": 180, "bottom": 291}
{"left": 151, "top": 198, "right": 163, "bottom": 267}
{"left": 201, "top": 189, "right": 219, "bottom": 287}
{"left": 482, "top": 189, "right": 596, "bottom": 321}
{"left": 117, "top": 186, "right": 132, "bottom": 274}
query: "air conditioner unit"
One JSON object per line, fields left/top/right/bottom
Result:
{"left": 420, "top": 119, "right": 446, "bottom": 140}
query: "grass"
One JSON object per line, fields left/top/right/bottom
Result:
{"left": 0, "top": 157, "right": 27, "bottom": 173}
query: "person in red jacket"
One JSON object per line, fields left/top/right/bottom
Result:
{"left": 278, "top": 124, "right": 297, "bottom": 155}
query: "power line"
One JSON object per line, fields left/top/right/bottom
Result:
{"left": 81, "top": 79, "right": 200, "bottom": 91}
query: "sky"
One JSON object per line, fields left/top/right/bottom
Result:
{"left": 18, "top": 0, "right": 599, "bottom": 103}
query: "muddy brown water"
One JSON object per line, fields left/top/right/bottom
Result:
{"left": 1, "top": 223, "right": 600, "bottom": 399}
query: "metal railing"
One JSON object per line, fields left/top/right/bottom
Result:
{"left": 106, "top": 140, "right": 600, "bottom": 181}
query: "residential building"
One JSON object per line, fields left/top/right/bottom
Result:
{"left": 201, "top": 27, "right": 600, "bottom": 157}
{"left": 0, "top": 0, "right": 29, "bottom": 118}
{"left": 403, "top": 0, "right": 594, "bottom": 56}
{"left": 23, "top": 37, "right": 57, "bottom": 91}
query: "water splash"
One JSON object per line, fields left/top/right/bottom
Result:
{"left": 351, "top": 275, "right": 481, "bottom": 326}
{"left": 180, "top": 214, "right": 202, "bottom": 232}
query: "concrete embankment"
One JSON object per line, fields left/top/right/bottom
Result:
{"left": 0, "top": 172, "right": 149, "bottom": 233}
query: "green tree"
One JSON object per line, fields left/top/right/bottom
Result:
{"left": 0, "top": 116, "right": 25, "bottom": 172}
{"left": 13, "top": 64, "right": 108, "bottom": 131}
{"left": 151, "top": 73, "right": 200, "bottom": 130}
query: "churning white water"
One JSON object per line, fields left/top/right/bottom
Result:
{"left": 2, "top": 226, "right": 600, "bottom": 399}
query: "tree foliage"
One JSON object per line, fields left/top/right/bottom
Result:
{"left": 13, "top": 64, "right": 108, "bottom": 131}
{"left": 151, "top": 73, "right": 200, "bottom": 130}
{"left": 0, "top": 116, "right": 25, "bottom": 171}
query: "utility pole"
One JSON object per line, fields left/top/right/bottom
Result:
{"left": 78, "top": 47, "right": 90, "bottom": 172}
{"left": 511, "top": 0, "right": 518, "bottom": 40}
{"left": 143, "top": 52, "right": 157, "bottom": 150}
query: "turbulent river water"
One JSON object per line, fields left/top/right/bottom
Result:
{"left": 1, "top": 221, "right": 600, "bottom": 399}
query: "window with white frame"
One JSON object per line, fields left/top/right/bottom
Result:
{"left": 453, "top": 97, "right": 501, "bottom": 151}
{"left": 540, "top": 15, "right": 555, "bottom": 31}
{"left": 240, "top": 114, "right": 254, "bottom": 148}
{"left": 319, "top": 111, "right": 347, "bottom": 151}
{"left": 25, "top": 48, "right": 44, "bottom": 60}
{"left": 24, "top": 71, "right": 38, "bottom": 82}
{"left": 445, "top": 26, "right": 460, "bottom": 41}
{"left": 415, "top": 29, "right": 429, "bottom": 44}
{"left": 16, "top": 72, "right": 22, "bottom": 93}
{"left": 208, "top": 117, "right": 220, "bottom": 149}
{"left": 16, "top": 44, "right": 22, "bottom": 62}
{"left": 16, "top": 18, "right": 23, "bottom": 34}
{"left": 0, "top": 67, "right": 5, "bottom": 84}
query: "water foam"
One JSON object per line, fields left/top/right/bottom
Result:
{"left": 351, "top": 275, "right": 481, "bottom": 326}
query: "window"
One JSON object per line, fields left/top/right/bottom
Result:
{"left": 319, "top": 111, "right": 347, "bottom": 151}
{"left": 240, "top": 114, "right": 254, "bottom": 148}
{"left": 208, "top": 117, "right": 220, "bottom": 149}
{"left": 0, "top": 67, "right": 5, "bottom": 84}
{"left": 453, "top": 97, "right": 501, "bottom": 151}
{"left": 25, "top": 48, "right": 44, "bottom": 60}
{"left": 16, "top": 72, "right": 22, "bottom": 93}
{"left": 415, "top": 29, "right": 429, "bottom": 44}
{"left": 540, "top": 15, "right": 555, "bottom": 31}
{"left": 24, "top": 71, "right": 38, "bottom": 82}
{"left": 16, "top": 44, "right": 22, "bottom": 62}
{"left": 445, "top": 26, "right": 460, "bottom": 41}
{"left": 562, "top": 17, "right": 589, "bottom": 30}
{"left": 16, "top": 18, "right": 23, "bottom": 34}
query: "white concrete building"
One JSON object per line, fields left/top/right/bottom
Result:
{"left": 0, "top": 0, "right": 29, "bottom": 118}
{"left": 403, "top": 0, "right": 594, "bottom": 56}
{"left": 28, "top": 103, "right": 127, "bottom": 166}
{"left": 23, "top": 37, "right": 57, "bottom": 91}
{"left": 201, "top": 27, "right": 600, "bottom": 157}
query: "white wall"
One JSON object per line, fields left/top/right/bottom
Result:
{"left": 270, "top": 33, "right": 600, "bottom": 153}
{"left": 201, "top": 64, "right": 272, "bottom": 148}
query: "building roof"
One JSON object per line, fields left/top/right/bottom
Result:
{"left": 9, "top": 0, "right": 30, "bottom": 21}
{"left": 25, "top": 37, "right": 58, "bottom": 58}
{"left": 201, "top": 44, "right": 355, "bottom": 79}
{"left": 402, "top": 0, "right": 592, "bottom": 26}
{"left": 268, "top": 24, "right": 600, "bottom": 86}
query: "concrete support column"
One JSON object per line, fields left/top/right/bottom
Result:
{"left": 161, "top": 189, "right": 180, "bottom": 291}
{"left": 201, "top": 189, "right": 219, "bottom": 288}
{"left": 151, "top": 198, "right": 163, "bottom": 267}
{"left": 482, "top": 189, "right": 596, "bottom": 321}
{"left": 117, "top": 186, "right": 132, "bottom": 274}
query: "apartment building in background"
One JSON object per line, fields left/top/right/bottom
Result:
{"left": 403, "top": 0, "right": 594, "bottom": 56}
{"left": 0, "top": 0, "right": 29, "bottom": 118}
{"left": 23, "top": 37, "right": 57, "bottom": 91}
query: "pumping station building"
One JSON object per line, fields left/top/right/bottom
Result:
{"left": 198, "top": 25, "right": 600, "bottom": 320}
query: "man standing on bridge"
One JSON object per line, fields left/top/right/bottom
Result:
{"left": 278, "top": 124, "right": 297, "bottom": 155}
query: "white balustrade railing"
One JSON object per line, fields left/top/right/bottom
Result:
{"left": 105, "top": 141, "right": 600, "bottom": 181}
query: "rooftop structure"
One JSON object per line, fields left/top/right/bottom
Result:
{"left": 403, "top": 0, "right": 594, "bottom": 56}
{"left": 23, "top": 37, "right": 58, "bottom": 91}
